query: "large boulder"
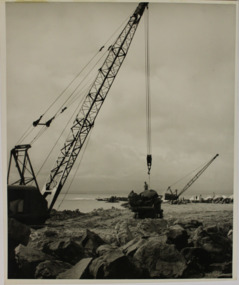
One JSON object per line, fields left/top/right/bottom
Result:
{"left": 15, "top": 244, "right": 53, "bottom": 278}
{"left": 121, "top": 235, "right": 167, "bottom": 257}
{"left": 190, "top": 226, "right": 232, "bottom": 263}
{"left": 121, "top": 237, "right": 147, "bottom": 257}
{"left": 96, "top": 244, "right": 119, "bottom": 256}
{"left": 173, "top": 219, "right": 203, "bottom": 230}
{"left": 57, "top": 258, "right": 93, "bottom": 279}
{"left": 79, "top": 229, "right": 105, "bottom": 256}
{"left": 115, "top": 221, "right": 134, "bottom": 245}
{"left": 136, "top": 219, "right": 168, "bottom": 236}
{"left": 166, "top": 224, "right": 188, "bottom": 250}
{"left": 181, "top": 247, "right": 211, "bottom": 278}
{"left": 8, "top": 218, "right": 31, "bottom": 246}
{"left": 115, "top": 218, "right": 168, "bottom": 245}
{"left": 208, "top": 261, "right": 232, "bottom": 274}
{"left": 214, "top": 223, "right": 232, "bottom": 236}
{"left": 35, "top": 260, "right": 72, "bottom": 279}
{"left": 43, "top": 237, "right": 85, "bottom": 265}
{"left": 89, "top": 249, "right": 146, "bottom": 279}
{"left": 133, "top": 237, "right": 187, "bottom": 278}
{"left": 8, "top": 218, "right": 31, "bottom": 278}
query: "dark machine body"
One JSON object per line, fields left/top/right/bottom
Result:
{"left": 128, "top": 189, "right": 163, "bottom": 219}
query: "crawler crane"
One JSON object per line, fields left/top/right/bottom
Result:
{"left": 7, "top": 3, "right": 148, "bottom": 224}
{"left": 165, "top": 154, "right": 219, "bottom": 202}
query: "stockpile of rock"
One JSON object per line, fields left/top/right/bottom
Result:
{"left": 8, "top": 213, "right": 233, "bottom": 279}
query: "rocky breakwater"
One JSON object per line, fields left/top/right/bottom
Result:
{"left": 9, "top": 208, "right": 233, "bottom": 279}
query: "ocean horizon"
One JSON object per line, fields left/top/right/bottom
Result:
{"left": 53, "top": 192, "right": 233, "bottom": 213}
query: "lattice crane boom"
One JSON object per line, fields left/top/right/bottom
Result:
{"left": 177, "top": 153, "right": 219, "bottom": 198}
{"left": 42, "top": 3, "right": 148, "bottom": 211}
{"left": 165, "top": 154, "right": 219, "bottom": 201}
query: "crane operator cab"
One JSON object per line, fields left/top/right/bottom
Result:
{"left": 8, "top": 185, "right": 49, "bottom": 225}
{"left": 128, "top": 182, "right": 163, "bottom": 219}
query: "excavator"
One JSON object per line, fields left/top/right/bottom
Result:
{"left": 7, "top": 3, "right": 149, "bottom": 225}
{"left": 164, "top": 154, "right": 219, "bottom": 202}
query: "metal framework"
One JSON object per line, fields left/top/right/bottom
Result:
{"left": 166, "top": 153, "right": 219, "bottom": 200}
{"left": 42, "top": 3, "right": 148, "bottom": 211}
{"left": 7, "top": 144, "right": 40, "bottom": 190}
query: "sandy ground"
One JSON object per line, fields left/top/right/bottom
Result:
{"left": 40, "top": 202, "right": 233, "bottom": 243}
{"left": 161, "top": 202, "right": 233, "bottom": 225}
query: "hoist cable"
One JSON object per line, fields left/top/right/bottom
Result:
{"left": 168, "top": 159, "right": 212, "bottom": 188}
{"left": 34, "top": 89, "right": 89, "bottom": 180}
{"left": 28, "top": 23, "right": 121, "bottom": 143}
{"left": 54, "top": 13, "right": 135, "bottom": 209}
{"left": 16, "top": 124, "right": 33, "bottom": 145}
{"left": 28, "top": 48, "right": 108, "bottom": 145}
{"left": 145, "top": 7, "right": 151, "bottom": 155}
{"left": 31, "top": 72, "right": 95, "bottom": 145}
{"left": 16, "top": 12, "right": 132, "bottom": 147}
{"left": 56, "top": 127, "right": 93, "bottom": 210}
{"left": 37, "top": 13, "right": 131, "bottom": 119}
{"left": 144, "top": 6, "right": 152, "bottom": 183}
{"left": 17, "top": 50, "right": 102, "bottom": 145}
{"left": 53, "top": 48, "right": 109, "bottom": 117}
{"left": 65, "top": 79, "right": 94, "bottom": 111}
{"left": 30, "top": 126, "right": 47, "bottom": 145}
{"left": 42, "top": 51, "right": 104, "bottom": 117}
{"left": 48, "top": 11, "right": 132, "bottom": 117}
{"left": 15, "top": 11, "right": 132, "bottom": 148}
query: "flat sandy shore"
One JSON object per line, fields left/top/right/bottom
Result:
{"left": 160, "top": 202, "right": 233, "bottom": 225}
{"left": 42, "top": 202, "right": 233, "bottom": 241}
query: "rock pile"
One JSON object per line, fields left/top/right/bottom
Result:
{"left": 8, "top": 218, "right": 31, "bottom": 278}
{"left": 9, "top": 213, "right": 233, "bottom": 279}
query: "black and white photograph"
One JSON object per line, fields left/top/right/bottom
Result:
{"left": 1, "top": 0, "right": 237, "bottom": 283}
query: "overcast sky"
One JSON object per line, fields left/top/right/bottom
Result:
{"left": 6, "top": 1, "right": 236, "bottom": 197}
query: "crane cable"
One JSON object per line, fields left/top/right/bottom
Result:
{"left": 18, "top": 13, "right": 132, "bottom": 146}
{"left": 32, "top": 84, "right": 91, "bottom": 181}
{"left": 16, "top": 51, "right": 102, "bottom": 145}
{"left": 29, "top": 50, "right": 109, "bottom": 145}
{"left": 56, "top": 126, "right": 94, "bottom": 211}
{"left": 168, "top": 158, "right": 214, "bottom": 189}
{"left": 29, "top": 50, "right": 107, "bottom": 145}
{"left": 145, "top": 6, "right": 152, "bottom": 186}
{"left": 33, "top": 12, "right": 131, "bottom": 122}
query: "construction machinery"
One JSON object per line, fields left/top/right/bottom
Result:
{"left": 7, "top": 3, "right": 148, "bottom": 225}
{"left": 128, "top": 184, "right": 163, "bottom": 219}
{"left": 164, "top": 154, "right": 219, "bottom": 202}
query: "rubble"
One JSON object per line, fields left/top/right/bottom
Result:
{"left": 8, "top": 207, "right": 233, "bottom": 279}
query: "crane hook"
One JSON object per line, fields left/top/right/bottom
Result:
{"left": 147, "top": 154, "right": 152, "bottom": 175}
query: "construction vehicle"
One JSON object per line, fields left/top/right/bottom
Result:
{"left": 128, "top": 183, "right": 163, "bottom": 219}
{"left": 164, "top": 154, "right": 219, "bottom": 202}
{"left": 7, "top": 3, "right": 148, "bottom": 225}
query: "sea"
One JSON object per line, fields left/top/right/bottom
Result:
{"left": 53, "top": 192, "right": 233, "bottom": 213}
{"left": 54, "top": 193, "right": 127, "bottom": 213}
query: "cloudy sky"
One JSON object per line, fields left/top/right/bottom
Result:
{"left": 6, "top": 1, "right": 236, "bottom": 198}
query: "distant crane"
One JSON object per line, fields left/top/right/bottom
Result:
{"left": 164, "top": 154, "right": 219, "bottom": 201}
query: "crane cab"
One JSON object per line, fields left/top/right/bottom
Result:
{"left": 8, "top": 185, "right": 49, "bottom": 225}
